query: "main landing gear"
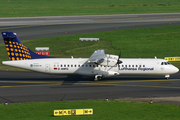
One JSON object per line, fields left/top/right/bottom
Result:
{"left": 94, "top": 75, "right": 103, "bottom": 81}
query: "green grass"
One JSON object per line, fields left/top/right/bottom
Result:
{"left": 22, "top": 26, "right": 180, "bottom": 58}
{"left": 0, "top": 0, "right": 180, "bottom": 17}
{"left": 0, "top": 100, "right": 180, "bottom": 120}
{"left": 0, "top": 25, "right": 180, "bottom": 70}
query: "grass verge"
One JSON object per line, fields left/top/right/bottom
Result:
{"left": 0, "top": 100, "right": 180, "bottom": 120}
{"left": 0, "top": 0, "right": 180, "bottom": 17}
{"left": 0, "top": 25, "right": 180, "bottom": 70}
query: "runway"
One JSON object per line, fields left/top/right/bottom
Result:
{"left": 0, "top": 13, "right": 180, "bottom": 103}
{"left": 0, "top": 13, "right": 180, "bottom": 43}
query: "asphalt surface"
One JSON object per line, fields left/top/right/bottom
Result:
{"left": 0, "top": 70, "right": 180, "bottom": 103}
{"left": 0, "top": 13, "right": 180, "bottom": 42}
{"left": 0, "top": 13, "right": 180, "bottom": 103}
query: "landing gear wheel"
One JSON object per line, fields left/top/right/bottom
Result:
{"left": 94, "top": 75, "right": 102, "bottom": 81}
{"left": 165, "top": 75, "right": 170, "bottom": 79}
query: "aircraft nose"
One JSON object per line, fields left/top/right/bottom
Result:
{"left": 174, "top": 67, "right": 179, "bottom": 73}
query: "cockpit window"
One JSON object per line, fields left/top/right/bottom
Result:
{"left": 161, "top": 62, "right": 171, "bottom": 65}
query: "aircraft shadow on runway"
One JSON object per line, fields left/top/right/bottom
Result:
{"left": 0, "top": 70, "right": 179, "bottom": 85}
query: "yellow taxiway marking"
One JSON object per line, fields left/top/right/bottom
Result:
{"left": 77, "top": 79, "right": 180, "bottom": 84}
{"left": 0, "top": 84, "right": 59, "bottom": 88}
{"left": 76, "top": 79, "right": 180, "bottom": 89}
{"left": 117, "top": 84, "right": 180, "bottom": 89}
{"left": 77, "top": 83, "right": 180, "bottom": 89}
{"left": 1, "top": 79, "right": 180, "bottom": 88}
{"left": 0, "top": 81, "right": 64, "bottom": 88}
{"left": 0, "top": 80, "right": 63, "bottom": 84}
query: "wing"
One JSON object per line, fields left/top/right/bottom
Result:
{"left": 87, "top": 50, "right": 106, "bottom": 64}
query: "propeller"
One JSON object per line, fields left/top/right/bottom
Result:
{"left": 105, "top": 54, "right": 109, "bottom": 71}
{"left": 116, "top": 51, "right": 123, "bottom": 69}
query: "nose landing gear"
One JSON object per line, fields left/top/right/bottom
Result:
{"left": 165, "top": 74, "right": 170, "bottom": 79}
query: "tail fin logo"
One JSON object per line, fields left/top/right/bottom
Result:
{"left": 3, "top": 33, "right": 31, "bottom": 61}
{"left": 2, "top": 32, "right": 53, "bottom": 61}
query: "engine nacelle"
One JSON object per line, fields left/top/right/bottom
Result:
{"left": 101, "top": 58, "right": 118, "bottom": 67}
{"left": 100, "top": 54, "right": 119, "bottom": 67}
{"left": 102, "top": 71, "right": 119, "bottom": 77}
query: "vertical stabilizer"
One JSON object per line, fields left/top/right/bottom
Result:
{"left": 2, "top": 32, "right": 53, "bottom": 61}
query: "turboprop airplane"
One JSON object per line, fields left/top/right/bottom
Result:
{"left": 1, "top": 32, "right": 179, "bottom": 81}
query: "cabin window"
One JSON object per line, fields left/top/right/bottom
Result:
{"left": 75, "top": 65, "right": 76, "bottom": 67}
{"left": 143, "top": 65, "right": 145, "bottom": 67}
{"left": 136, "top": 65, "right": 138, "bottom": 67}
{"left": 64, "top": 65, "right": 66, "bottom": 67}
{"left": 86, "top": 65, "right": 88, "bottom": 67}
{"left": 129, "top": 65, "right": 131, "bottom": 67}
{"left": 132, "top": 65, "right": 134, "bottom": 67}
{"left": 89, "top": 65, "right": 91, "bottom": 67}
{"left": 125, "top": 65, "right": 127, "bottom": 67}
{"left": 82, "top": 65, "right": 84, "bottom": 67}
{"left": 61, "top": 65, "right": 63, "bottom": 67}
{"left": 93, "top": 65, "right": 95, "bottom": 67}
{"left": 122, "top": 65, "right": 124, "bottom": 67}
{"left": 139, "top": 65, "right": 141, "bottom": 67}
{"left": 67, "top": 65, "right": 69, "bottom": 67}
{"left": 71, "top": 65, "right": 73, "bottom": 67}
{"left": 78, "top": 65, "right": 80, "bottom": 67}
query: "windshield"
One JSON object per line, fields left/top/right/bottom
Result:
{"left": 161, "top": 62, "right": 171, "bottom": 65}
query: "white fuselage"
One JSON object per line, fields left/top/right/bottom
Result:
{"left": 2, "top": 32, "right": 178, "bottom": 79}
{"left": 2, "top": 57, "right": 179, "bottom": 78}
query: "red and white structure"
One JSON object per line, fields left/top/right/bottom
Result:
{"left": 35, "top": 47, "right": 50, "bottom": 55}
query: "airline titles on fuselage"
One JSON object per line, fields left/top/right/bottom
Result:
{"left": 119, "top": 67, "right": 154, "bottom": 71}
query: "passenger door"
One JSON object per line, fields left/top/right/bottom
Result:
{"left": 45, "top": 64, "right": 50, "bottom": 72}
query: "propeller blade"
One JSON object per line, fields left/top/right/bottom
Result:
{"left": 117, "top": 50, "right": 123, "bottom": 65}
{"left": 118, "top": 51, "right": 121, "bottom": 59}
